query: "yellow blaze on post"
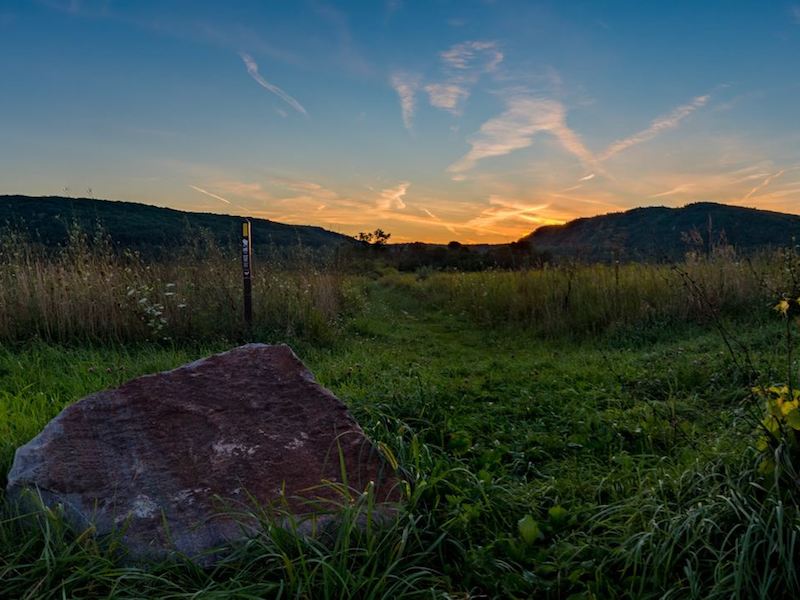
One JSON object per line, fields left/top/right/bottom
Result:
{"left": 242, "top": 222, "right": 250, "bottom": 237}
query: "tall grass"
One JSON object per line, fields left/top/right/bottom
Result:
{"left": 591, "top": 448, "right": 800, "bottom": 599}
{"left": 393, "top": 255, "right": 774, "bottom": 336}
{"left": 1, "top": 224, "right": 780, "bottom": 343}
{"left": 0, "top": 228, "right": 359, "bottom": 344}
{"left": 0, "top": 482, "right": 451, "bottom": 599}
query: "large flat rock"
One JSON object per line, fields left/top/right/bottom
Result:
{"left": 6, "top": 344, "right": 399, "bottom": 562}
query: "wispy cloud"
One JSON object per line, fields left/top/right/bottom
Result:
{"left": 441, "top": 40, "right": 503, "bottom": 71}
{"left": 207, "top": 176, "right": 471, "bottom": 241}
{"left": 420, "top": 207, "right": 458, "bottom": 234}
{"left": 465, "top": 196, "right": 564, "bottom": 237}
{"left": 630, "top": 163, "right": 800, "bottom": 210}
{"left": 650, "top": 183, "right": 694, "bottom": 198}
{"left": 424, "top": 83, "right": 469, "bottom": 112}
{"left": 599, "top": 95, "right": 709, "bottom": 160}
{"left": 377, "top": 182, "right": 410, "bottom": 210}
{"left": 206, "top": 180, "right": 278, "bottom": 206}
{"left": 391, "top": 73, "right": 419, "bottom": 129}
{"left": 447, "top": 96, "right": 595, "bottom": 178}
{"left": 189, "top": 184, "right": 231, "bottom": 204}
{"left": 450, "top": 91, "right": 711, "bottom": 179}
{"left": 273, "top": 178, "right": 339, "bottom": 200}
{"left": 191, "top": 171, "right": 641, "bottom": 243}
{"left": 239, "top": 52, "right": 307, "bottom": 115}
{"left": 742, "top": 169, "right": 786, "bottom": 201}
{"left": 425, "top": 40, "right": 503, "bottom": 115}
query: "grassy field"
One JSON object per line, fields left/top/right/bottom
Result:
{"left": 0, "top": 229, "right": 351, "bottom": 344}
{"left": 2, "top": 247, "right": 800, "bottom": 598}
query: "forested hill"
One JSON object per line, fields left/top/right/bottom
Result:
{"left": 0, "top": 195, "right": 352, "bottom": 253}
{"left": 524, "top": 202, "right": 800, "bottom": 261}
{"left": 5, "top": 196, "right": 799, "bottom": 264}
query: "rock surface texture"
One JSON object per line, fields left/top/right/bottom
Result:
{"left": 6, "top": 344, "right": 398, "bottom": 562}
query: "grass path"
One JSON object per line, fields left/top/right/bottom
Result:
{"left": 308, "top": 282, "right": 754, "bottom": 501}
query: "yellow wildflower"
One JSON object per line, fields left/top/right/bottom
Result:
{"left": 775, "top": 299, "right": 790, "bottom": 315}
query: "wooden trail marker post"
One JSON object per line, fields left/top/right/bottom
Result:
{"left": 242, "top": 219, "right": 253, "bottom": 333}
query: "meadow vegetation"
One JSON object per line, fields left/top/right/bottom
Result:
{"left": 385, "top": 253, "right": 771, "bottom": 337}
{"left": 0, "top": 228, "right": 351, "bottom": 344}
{"left": 1, "top": 229, "right": 800, "bottom": 598}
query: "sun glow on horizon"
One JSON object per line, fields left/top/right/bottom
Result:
{"left": 176, "top": 166, "right": 800, "bottom": 244}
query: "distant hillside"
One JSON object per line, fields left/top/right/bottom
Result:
{"left": 0, "top": 195, "right": 352, "bottom": 253}
{"left": 524, "top": 202, "right": 800, "bottom": 262}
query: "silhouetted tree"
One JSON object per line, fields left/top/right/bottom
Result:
{"left": 356, "top": 229, "right": 392, "bottom": 248}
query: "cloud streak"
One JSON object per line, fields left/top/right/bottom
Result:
{"left": 239, "top": 52, "right": 307, "bottom": 115}
{"left": 207, "top": 176, "right": 474, "bottom": 241}
{"left": 425, "top": 40, "right": 503, "bottom": 115}
{"left": 650, "top": 183, "right": 694, "bottom": 198}
{"left": 464, "top": 196, "right": 566, "bottom": 238}
{"left": 599, "top": 95, "right": 709, "bottom": 160}
{"left": 743, "top": 169, "right": 786, "bottom": 201}
{"left": 441, "top": 40, "right": 503, "bottom": 72}
{"left": 447, "top": 96, "right": 595, "bottom": 177}
{"left": 450, "top": 92, "right": 710, "bottom": 178}
{"left": 377, "top": 182, "right": 410, "bottom": 209}
{"left": 424, "top": 83, "right": 469, "bottom": 112}
{"left": 189, "top": 184, "right": 231, "bottom": 204}
{"left": 391, "top": 73, "right": 419, "bottom": 129}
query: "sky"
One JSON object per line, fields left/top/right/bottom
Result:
{"left": 1, "top": 1, "right": 799, "bottom": 243}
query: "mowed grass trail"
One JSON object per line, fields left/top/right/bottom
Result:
{"left": 0, "top": 277, "right": 795, "bottom": 598}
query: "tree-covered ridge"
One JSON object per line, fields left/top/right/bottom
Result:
{"left": 0, "top": 195, "right": 352, "bottom": 253}
{"left": 525, "top": 202, "right": 800, "bottom": 261}
{"left": 5, "top": 196, "right": 800, "bottom": 264}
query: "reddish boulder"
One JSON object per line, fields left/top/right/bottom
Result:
{"left": 6, "top": 344, "right": 399, "bottom": 562}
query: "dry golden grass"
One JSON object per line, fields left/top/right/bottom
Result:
{"left": 0, "top": 229, "right": 352, "bottom": 344}
{"left": 0, "top": 225, "right": 786, "bottom": 343}
{"left": 385, "top": 252, "right": 776, "bottom": 336}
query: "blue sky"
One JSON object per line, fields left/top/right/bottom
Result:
{"left": 1, "top": 1, "right": 799, "bottom": 242}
